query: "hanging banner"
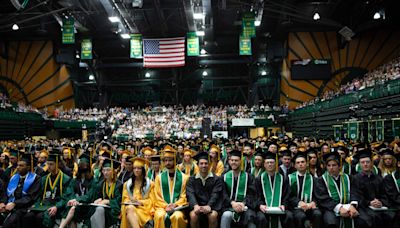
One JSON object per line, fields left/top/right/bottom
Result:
{"left": 242, "top": 13, "right": 256, "bottom": 38}
{"left": 347, "top": 122, "right": 359, "bottom": 141}
{"left": 393, "top": 118, "right": 400, "bottom": 139}
{"left": 81, "top": 39, "right": 92, "bottom": 60}
{"left": 62, "top": 18, "right": 75, "bottom": 44}
{"left": 376, "top": 120, "right": 384, "bottom": 141}
{"left": 239, "top": 36, "right": 252, "bottom": 56}
{"left": 333, "top": 125, "right": 342, "bottom": 141}
{"left": 186, "top": 32, "right": 199, "bottom": 56}
{"left": 130, "top": 34, "right": 142, "bottom": 58}
{"left": 367, "top": 121, "right": 375, "bottom": 142}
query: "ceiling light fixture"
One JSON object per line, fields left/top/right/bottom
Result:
{"left": 196, "top": 31, "right": 205, "bottom": 36}
{"left": 202, "top": 70, "right": 208, "bottom": 76}
{"left": 313, "top": 12, "right": 320, "bottom": 21}
{"left": 373, "top": 12, "right": 381, "bottom": 20}
{"left": 108, "top": 16, "right": 120, "bottom": 23}
{"left": 89, "top": 75, "right": 95, "bottom": 80}
{"left": 254, "top": 20, "right": 261, "bottom": 27}
{"left": 145, "top": 72, "right": 150, "bottom": 78}
{"left": 200, "top": 49, "right": 207, "bottom": 55}
{"left": 120, "top": 33, "right": 130, "bottom": 39}
{"left": 261, "top": 70, "right": 267, "bottom": 76}
{"left": 12, "top": 24, "right": 19, "bottom": 30}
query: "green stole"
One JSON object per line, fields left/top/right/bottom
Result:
{"left": 342, "top": 162, "right": 351, "bottom": 175}
{"left": 242, "top": 156, "right": 255, "bottom": 171}
{"left": 181, "top": 163, "right": 195, "bottom": 176}
{"left": 391, "top": 171, "right": 400, "bottom": 193}
{"left": 222, "top": 147, "right": 228, "bottom": 165}
{"left": 160, "top": 169, "right": 184, "bottom": 228}
{"left": 224, "top": 170, "right": 248, "bottom": 222}
{"left": 251, "top": 167, "right": 264, "bottom": 177}
{"left": 288, "top": 171, "right": 313, "bottom": 203}
{"left": 355, "top": 164, "right": 378, "bottom": 175}
{"left": 322, "top": 172, "right": 353, "bottom": 228}
{"left": 261, "top": 172, "right": 283, "bottom": 228}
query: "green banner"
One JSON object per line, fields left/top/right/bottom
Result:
{"left": 348, "top": 122, "right": 359, "bottom": 141}
{"left": 186, "top": 32, "right": 199, "bottom": 56}
{"left": 242, "top": 14, "right": 256, "bottom": 38}
{"left": 333, "top": 125, "right": 342, "bottom": 141}
{"left": 239, "top": 36, "right": 252, "bottom": 56}
{"left": 393, "top": 119, "right": 400, "bottom": 139}
{"left": 62, "top": 18, "right": 75, "bottom": 44}
{"left": 130, "top": 34, "right": 142, "bottom": 58}
{"left": 81, "top": 39, "right": 92, "bottom": 60}
{"left": 376, "top": 120, "right": 384, "bottom": 141}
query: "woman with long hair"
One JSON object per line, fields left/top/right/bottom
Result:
{"left": 378, "top": 149, "right": 397, "bottom": 177}
{"left": 209, "top": 145, "right": 224, "bottom": 176}
{"left": 121, "top": 157, "right": 155, "bottom": 228}
{"left": 61, "top": 147, "right": 78, "bottom": 178}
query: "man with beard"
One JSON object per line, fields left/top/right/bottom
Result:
{"left": 221, "top": 150, "right": 256, "bottom": 228}
{"left": 187, "top": 152, "right": 224, "bottom": 228}
{"left": 316, "top": 151, "right": 369, "bottom": 228}
{"left": 153, "top": 145, "right": 189, "bottom": 228}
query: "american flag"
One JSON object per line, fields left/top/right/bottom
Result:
{"left": 143, "top": 37, "right": 185, "bottom": 68}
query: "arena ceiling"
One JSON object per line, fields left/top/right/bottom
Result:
{"left": 0, "top": 0, "right": 399, "bottom": 106}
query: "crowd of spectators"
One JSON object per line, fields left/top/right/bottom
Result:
{"left": 296, "top": 56, "right": 400, "bottom": 109}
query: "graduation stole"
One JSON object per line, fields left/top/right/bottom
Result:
{"left": 222, "top": 147, "right": 228, "bottom": 165}
{"left": 322, "top": 172, "right": 353, "bottom": 228}
{"left": 289, "top": 172, "right": 313, "bottom": 203}
{"left": 251, "top": 167, "right": 264, "bottom": 177}
{"left": 242, "top": 156, "right": 255, "bottom": 171}
{"left": 355, "top": 164, "right": 378, "bottom": 175}
{"left": 102, "top": 180, "right": 116, "bottom": 199}
{"left": 391, "top": 171, "right": 400, "bottom": 193}
{"left": 7, "top": 172, "right": 37, "bottom": 203}
{"left": 180, "top": 162, "right": 195, "bottom": 176}
{"left": 341, "top": 162, "right": 351, "bottom": 175}
{"left": 42, "top": 171, "right": 64, "bottom": 204}
{"left": 160, "top": 169, "right": 184, "bottom": 228}
{"left": 261, "top": 172, "right": 283, "bottom": 228}
{"left": 224, "top": 170, "right": 248, "bottom": 223}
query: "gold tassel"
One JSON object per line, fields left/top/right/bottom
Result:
{"left": 275, "top": 153, "right": 279, "bottom": 172}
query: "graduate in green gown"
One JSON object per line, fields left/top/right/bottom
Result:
{"left": 65, "top": 154, "right": 122, "bottom": 228}
{"left": 23, "top": 149, "right": 72, "bottom": 228}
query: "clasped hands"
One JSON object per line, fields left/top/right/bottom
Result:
{"left": 193, "top": 204, "right": 212, "bottom": 214}
{"left": 298, "top": 201, "right": 317, "bottom": 212}
{"left": 339, "top": 205, "right": 359, "bottom": 218}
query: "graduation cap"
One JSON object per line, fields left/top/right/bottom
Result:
{"left": 124, "top": 156, "right": 134, "bottom": 163}
{"left": 322, "top": 151, "right": 341, "bottom": 164}
{"left": 292, "top": 152, "right": 307, "bottom": 163}
{"left": 183, "top": 148, "right": 195, "bottom": 157}
{"left": 130, "top": 157, "right": 149, "bottom": 168}
{"left": 150, "top": 155, "right": 161, "bottom": 162}
{"left": 230, "top": 149, "right": 242, "bottom": 159}
{"left": 9, "top": 148, "right": 19, "bottom": 158}
{"left": 288, "top": 142, "right": 298, "bottom": 149}
{"left": 193, "top": 151, "right": 209, "bottom": 162}
{"left": 379, "top": 148, "right": 394, "bottom": 157}
{"left": 336, "top": 146, "right": 350, "bottom": 156}
{"left": 79, "top": 153, "right": 96, "bottom": 167}
{"left": 254, "top": 151, "right": 265, "bottom": 159}
{"left": 142, "top": 147, "right": 154, "bottom": 156}
{"left": 62, "top": 147, "right": 76, "bottom": 160}
{"left": 279, "top": 150, "right": 292, "bottom": 157}
{"left": 353, "top": 149, "right": 372, "bottom": 161}
{"left": 103, "top": 158, "right": 121, "bottom": 170}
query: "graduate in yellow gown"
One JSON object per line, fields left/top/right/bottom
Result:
{"left": 154, "top": 145, "right": 189, "bottom": 228}
{"left": 209, "top": 145, "right": 224, "bottom": 176}
{"left": 177, "top": 148, "right": 199, "bottom": 176}
{"left": 121, "top": 157, "right": 155, "bottom": 228}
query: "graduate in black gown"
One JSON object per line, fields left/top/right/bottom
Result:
{"left": 289, "top": 152, "right": 322, "bottom": 228}
{"left": 351, "top": 149, "right": 395, "bottom": 228}
{"left": 220, "top": 150, "right": 257, "bottom": 228}
{"left": 0, "top": 153, "right": 41, "bottom": 228}
{"left": 186, "top": 151, "right": 224, "bottom": 228}
{"left": 383, "top": 153, "right": 400, "bottom": 228}
{"left": 255, "top": 152, "right": 294, "bottom": 228}
{"left": 315, "top": 151, "right": 370, "bottom": 228}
